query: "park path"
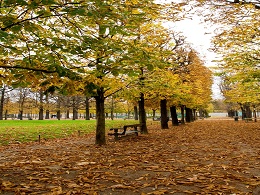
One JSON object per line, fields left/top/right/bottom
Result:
{"left": 0, "top": 119, "right": 260, "bottom": 194}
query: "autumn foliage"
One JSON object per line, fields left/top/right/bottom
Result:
{"left": 0, "top": 119, "right": 259, "bottom": 194}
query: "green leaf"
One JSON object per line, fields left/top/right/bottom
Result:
{"left": 70, "top": 8, "right": 86, "bottom": 16}
{"left": 0, "top": 30, "right": 9, "bottom": 40}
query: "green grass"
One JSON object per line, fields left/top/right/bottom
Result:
{"left": 0, "top": 119, "right": 139, "bottom": 145}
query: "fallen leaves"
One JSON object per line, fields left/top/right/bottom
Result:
{"left": 0, "top": 120, "right": 259, "bottom": 194}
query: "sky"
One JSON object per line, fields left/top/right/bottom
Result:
{"left": 159, "top": 1, "right": 224, "bottom": 99}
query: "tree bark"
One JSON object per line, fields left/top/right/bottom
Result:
{"left": 95, "top": 87, "right": 106, "bottom": 145}
{"left": 57, "top": 110, "right": 61, "bottom": 120}
{"left": 4, "top": 109, "right": 8, "bottom": 120}
{"left": 56, "top": 95, "right": 61, "bottom": 120}
{"left": 0, "top": 87, "right": 5, "bottom": 120}
{"left": 45, "top": 110, "right": 50, "bottom": 119}
{"left": 19, "top": 110, "right": 23, "bottom": 120}
{"left": 240, "top": 106, "right": 246, "bottom": 120}
{"left": 72, "top": 96, "right": 78, "bottom": 120}
{"left": 66, "top": 97, "right": 70, "bottom": 119}
{"left": 111, "top": 96, "right": 114, "bottom": 120}
{"left": 185, "top": 107, "right": 192, "bottom": 123}
{"left": 139, "top": 92, "right": 148, "bottom": 134}
{"left": 85, "top": 97, "right": 90, "bottom": 120}
{"left": 192, "top": 109, "right": 196, "bottom": 121}
{"left": 134, "top": 105, "right": 138, "bottom": 120}
{"left": 244, "top": 104, "right": 252, "bottom": 118}
{"left": 160, "top": 99, "right": 169, "bottom": 129}
{"left": 72, "top": 107, "right": 77, "bottom": 120}
{"left": 152, "top": 109, "right": 156, "bottom": 121}
{"left": 39, "top": 92, "right": 44, "bottom": 120}
{"left": 170, "top": 106, "right": 179, "bottom": 126}
{"left": 253, "top": 105, "right": 257, "bottom": 122}
{"left": 45, "top": 94, "right": 49, "bottom": 119}
{"left": 180, "top": 105, "right": 185, "bottom": 124}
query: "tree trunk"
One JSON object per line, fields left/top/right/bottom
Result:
{"left": 19, "top": 110, "right": 23, "bottom": 120}
{"left": 160, "top": 99, "right": 169, "bottom": 129}
{"left": 39, "top": 92, "right": 44, "bottom": 120}
{"left": 45, "top": 94, "right": 49, "bottom": 119}
{"left": 85, "top": 97, "right": 90, "bottom": 120}
{"left": 45, "top": 110, "right": 50, "bottom": 119}
{"left": 72, "top": 107, "right": 77, "bottom": 120}
{"left": 57, "top": 110, "right": 61, "bottom": 120}
{"left": 244, "top": 104, "right": 252, "bottom": 118}
{"left": 192, "top": 109, "right": 197, "bottom": 121}
{"left": 57, "top": 96, "right": 61, "bottom": 120}
{"left": 139, "top": 92, "right": 148, "bottom": 134}
{"left": 134, "top": 105, "right": 138, "bottom": 120}
{"left": 95, "top": 88, "right": 106, "bottom": 145}
{"left": 66, "top": 97, "right": 70, "bottom": 119}
{"left": 240, "top": 106, "right": 246, "bottom": 120}
{"left": 185, "top": 107, "right": 192, "bottom": 123}
{"left": 0, "top": 87, "right": 5, "bottom": 120}
{"left": 253, "top": 105, "right": 257, "bottom": 122}
{"left": 72, "top": 97, "right": 77, "bottom": 120}
{"left": 170, "top": 106, "right": 179, "bottom": 126}
{"left": 4, "top": 109, "right": 8, "bottom": 120}
{"left": 110, "top": 96, "right": 114, "bottom": 120}
{"left": 152, "top": 109, "right": 156, "bottom": 121}
{"left": 181, "top": 105, "right": 185, "bottom": 124}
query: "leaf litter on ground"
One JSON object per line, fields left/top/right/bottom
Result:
{"left": 0, "top": 119, "right": 260, "bottom": 194}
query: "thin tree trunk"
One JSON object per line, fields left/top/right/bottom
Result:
{"left": 72, "top": 97, "right": 77, "bottom": 120}
{"left": 181, "top": 105, "right": 185, "bottom": 124}
{"left": 0, "top": 87, "right": 5, "bottom": 120}
{"left": 95, "top": 88, "right": 106, "bottom": 145}
{"left": 134, "top": 106, "right": 138, "bottom": 120}
{"left": 152, "top": 109, "right": 156, "bottom": 121}
{"left": 111, "top": 96, "right": 114, "bottom": 120}
{"left": 192, "top": 109, "right": 196, "bottom": 121}
{"left": 19, "top": 110, "right": 23, "bottom": 120}
{"left": 253, "top": 105, "right": 257, "bottom": 122}
{"left": 45, "top": 110, "right": 50, "bottom": 119}
{"left": 45, "top": 94, "right": 50, "bottom": 119}
{"left": 66, "top": 97, "right": 70, "bottom": 119}
{"left": 39, "top": 92, "right": 44, "bottom": 120}
{"left": 160, "top": 99, "right": 169, "bottom": 129}
{"left": 57, "top": 96, "right": 61, "bottom": 120}
{"left": 139, "top": 92, "right": 148, "bottom": 134}
{"left": 85, "top": 97, "right": 90, "bottom": 120}
{"left": 4, "top": 109, "right": 8, "bottom": 120}
{"left": 170, "top": 106, "right": 179, "bottom": 126}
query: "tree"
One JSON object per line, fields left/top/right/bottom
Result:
{"left": 212, "top": 1, "right": 260, "bottom": 119}
{"left": 0, "top": 0, "right": 212, "bottom": 145}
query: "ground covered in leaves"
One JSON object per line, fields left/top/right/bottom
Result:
{"left": 0, "top": 119, "right": 260, "bottom": 195}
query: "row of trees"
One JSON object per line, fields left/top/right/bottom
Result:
{"left": 212, "top": 0, "right": 260, "bottom": 120}
{"left": 0, "top": 0, "right": 214, "bottom": 145}
{"left": 0, "top": 46, "right": 213, "bottom": 120}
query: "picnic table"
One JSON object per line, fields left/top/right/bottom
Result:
{"left": 108, "top": 124, "right": 142, "bottom": 140}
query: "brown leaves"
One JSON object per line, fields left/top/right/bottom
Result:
{"left": 0, "top": 120, "right": 259, "bottom": 194}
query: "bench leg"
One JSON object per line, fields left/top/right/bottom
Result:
{"left": 134, "top": 126, "right": 138, "bottom": 136}
{"left": 114, "top": 129, "right": 119, "bottom": 141}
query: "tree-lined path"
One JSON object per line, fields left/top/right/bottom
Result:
{"left": 0, "top": 119, "right": 259, "bottom": 194}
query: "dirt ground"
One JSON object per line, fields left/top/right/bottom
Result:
{"left": 0, "top": 119, "right": 260, "bottom": 195}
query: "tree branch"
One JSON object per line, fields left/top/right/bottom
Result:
{"left": 0, "top": 65, "right": 57, "bottom": 73}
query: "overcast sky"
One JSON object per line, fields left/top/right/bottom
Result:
{"left": 159, "top": 1, "right": 224, "bottom": 99}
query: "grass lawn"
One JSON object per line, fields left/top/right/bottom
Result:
{"left": 0, "top": 119, "right": 139, "bottom": 145}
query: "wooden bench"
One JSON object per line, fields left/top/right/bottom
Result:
{"left": 244, "top": 118, "right": 253, "bottom": 122}
{"left": 108, "top": 124, "right": 142, "bottom": 140}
